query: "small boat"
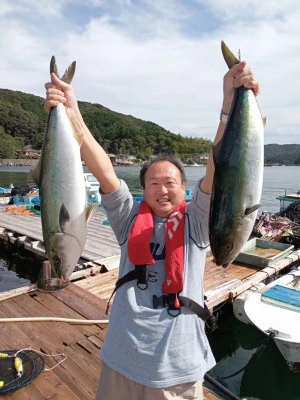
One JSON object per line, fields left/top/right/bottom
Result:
{"left": 0, "top": 174, "right": 101, "bottom": 207}
{"left": 84, "top": 173, "right": 101, "bottom": 204}
{"left": 276, "top": 191, "right": 300, "bottom": 212}
{"left": 234, "top": 268, "right": 300, "bottom": 373}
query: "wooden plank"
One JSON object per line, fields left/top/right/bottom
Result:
{"left": 0, "top": 297, "right": 102, "bottom": 399}
{"left": 6, "top": 383, "right": 45, "bottom": 400}
{"left": 228, "top": 250, "right": 300, "bottom": 301}
{"left": 51, "top": 283, "right": 109, "bottom": 321}
{"left": 203, "top": 386, "right": 223, "bottom": 400}
{"left": 22, "top": 291, "right": 103, "bottom": 338}
{"left": 32, "top": 372, "right": 82, "bottom": 400}
{"left": 0, "top": 285, "right": 36, "bottom": 302}
{"left": 0, "top": 206, "right": 121, "bottom": 263}
{"left": 72, "top": 338, "right": 102, "bottom": 369}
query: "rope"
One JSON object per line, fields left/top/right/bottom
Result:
{"left": 13, "top": 348, "right": 67, "bottom": 371}
{"left": 0, "top": 317, "right": 109, "bottom": 324}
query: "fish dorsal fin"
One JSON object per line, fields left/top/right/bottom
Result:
{"left": 59, "top": 203, "right": 71, "bottom": 231}
{"left": 86, "top": 203, "right": 98, "bottom": 223}
{"left": 50, "top": 56, "right": 76, "bottom": 84}
{"left": 245, "top": 204, "right": 261, "bottom": 216}
{"left": 221, "top": 41, "right": 240, "bottom": 69}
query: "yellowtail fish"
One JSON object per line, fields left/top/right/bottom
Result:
{"left": 32, "top": 57, "right": 96, "bottom": 290}
{"left": 209, "top": 41, "right": 264, "bottom": 268}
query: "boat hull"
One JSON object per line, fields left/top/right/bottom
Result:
{"left": 234, "top": 269, "right": 300, "bottom": 368}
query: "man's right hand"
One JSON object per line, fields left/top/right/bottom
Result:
{"left": 44, "top": 73, "right": 80, "bottom": 119}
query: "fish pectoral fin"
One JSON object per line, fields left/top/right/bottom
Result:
{"left": 59, "top": 203, "right": 71, "bottom": 231}
{"left": 244, "top": 204, "right": 261, "bottom": 216}
{"left": 86, "top": 203, "right": 98, "bottom": 223}
{"left": 262, "top": 116, "right": 267, "bottom": 127}
{"left": 73, "top": 128, "right": 84, "bottom": 146}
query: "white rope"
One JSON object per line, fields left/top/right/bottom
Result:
{"left": 5, "top": 347, "right": 68, "bottom": 371}
{"left": 0, "top": 317, "right": 109, "bottom": 324}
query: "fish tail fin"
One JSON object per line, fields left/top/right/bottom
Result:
{"left": 221, "top": 41, "right": 240, "bottom": 69}
{"left": 50, "top": 56, "right": 76, "bottom": 84}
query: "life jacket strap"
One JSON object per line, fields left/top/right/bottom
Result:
{"left": 106, "top": 265, "right": 212, "bottom": 322}
{"left": 105, "top": 265, "right": 157, "bottom": 314}
{"left": 153, "top": 294, "right": 211, "bottom": 321}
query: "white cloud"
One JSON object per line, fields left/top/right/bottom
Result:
{"left": 0, "top": 0, "right": 299, "bottom": 144}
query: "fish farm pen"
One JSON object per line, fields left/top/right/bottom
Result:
{"left": 1, "top": 204, "right": 300, "bottom": 399}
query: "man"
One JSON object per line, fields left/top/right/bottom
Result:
{"left": 45, "top": 60, "right": 259, "bottom": 400}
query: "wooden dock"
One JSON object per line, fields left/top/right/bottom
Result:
{"left": 1, "top": 204, "right": 300, "bottom": 399}
{"left": 0, "top": 204, "right": 121, "bottom": 269}
{"left": 1, "top": 202, "right": 300, "bottom": 308}
{"left": 0, "top": 280, "right": 222, "bottom": 399}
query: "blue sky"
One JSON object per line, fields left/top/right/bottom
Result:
{"left": 1, "top": 0, "right": 299, "bottom": 144}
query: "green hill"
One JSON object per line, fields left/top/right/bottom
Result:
{"left": 1, "top": 88, "right": 300, "bottom": 165}
{"left": 264, "top": 144, "right": 300, "bottom": 166}
{"left": 0, "top": 88, "right": 212, "bottom": 162}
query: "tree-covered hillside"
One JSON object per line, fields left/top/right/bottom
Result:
{"left": 264, "top": 144, "right": 300, "bottom": 165}
{"left": 1, "top": 88, "right": 300, "bottom": 165}
{"left": 0, "top": 89, "right": 212, "bottom": 162}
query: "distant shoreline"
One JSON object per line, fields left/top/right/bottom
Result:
{"left": 0, "top": 159, "right": 38, "bottom": 167}
{"left": 0, "top": 159, "right": 299, "bottom": 168}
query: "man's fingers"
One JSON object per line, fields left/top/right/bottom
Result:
{"left": 245, "top": 80, "right": 260, "bottom": 96}
{"left": 225, "top": 60, "right": 246, "bottom": 78}
{"left": 44, "top": 99, "right": 59, "bottom": 112}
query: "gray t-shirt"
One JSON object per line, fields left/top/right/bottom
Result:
{"left": 101, "top": 179, "right": 216, "bottom": 388}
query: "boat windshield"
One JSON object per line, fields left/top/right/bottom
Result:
{"left": 86, "top": 174, "right": 98, "bottom": 183}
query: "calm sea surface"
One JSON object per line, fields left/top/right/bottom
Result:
{"left": 0, "top": 165, "right": 299, "bottom": 399}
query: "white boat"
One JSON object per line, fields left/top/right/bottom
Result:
{"left": 0, "top": 174, "right": 101, "bottom": 206}
{"left": 233, "top": 268, "right": 300, "bottom": 373}
{"left": 84, "top": 173, "right": 101, "bottom": 204}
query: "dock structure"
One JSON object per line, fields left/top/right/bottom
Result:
{"left": 0, "top": 204, "right": 120, "bottom": 270}
{"left": 0, "top": 282, "right": 222, "bottom": 400}
{"left": 1, "top": 204, "right": 300, "bottom": 399}
{"left": 1, "top": 204, "right": 300, "bottom": 308}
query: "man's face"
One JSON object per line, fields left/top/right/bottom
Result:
{"left": 143, "top": 161, "right": 186, "bottom": 218}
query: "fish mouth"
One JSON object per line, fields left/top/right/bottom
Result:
{"left": 37, "top": 260, "right": 70, "bottom": 292}
{"left": 222, "top": 263, "right": 230, "bottom": 269}
{"left": 213, "top": 259, "right": 230, "bottom": 268}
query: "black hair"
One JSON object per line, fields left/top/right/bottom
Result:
{"left": 139, "top": 155, "right": 186, "bottom": 189}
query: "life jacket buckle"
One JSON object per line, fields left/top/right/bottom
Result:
{"left": 167, "top": 304, "right": 182, "bottom": 317}
{"left": 136, "top": 265, "right": 157, "bottom": 290}
{"left": 153, "top": 294, "right": 181, "bottom": 317}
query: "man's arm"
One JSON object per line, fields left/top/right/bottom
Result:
{"left": 200, "top": 61, "right": 260, "bottom": 195}
{"left": 44, "top": 73, "right": 120, "bottom": 194}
